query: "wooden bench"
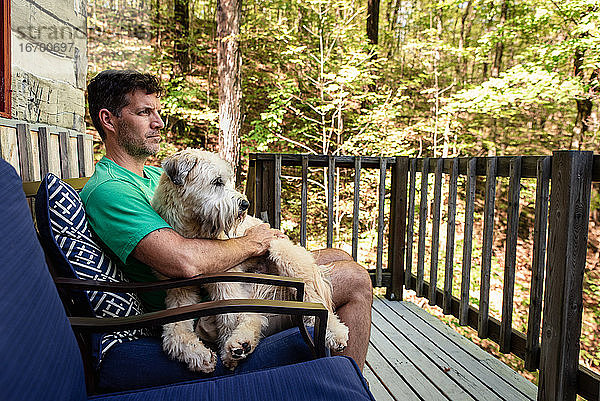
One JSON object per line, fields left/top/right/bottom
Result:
{"left": 247, "top": 151, "right": 600, "bottom": 401}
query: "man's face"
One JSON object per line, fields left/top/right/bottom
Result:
{"left": 114, "top": 89, "right": 165, "bottom": 158}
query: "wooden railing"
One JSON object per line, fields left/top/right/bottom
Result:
{"left": 247, "top": 151, "right": 600, "bottom": 401}
{"left": 0, "top": 118, "right": 94, "bottom": 182}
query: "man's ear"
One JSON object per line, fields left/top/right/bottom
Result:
{"left": 98, "top": 109, "right": 117, "bottom": 135}
{"left": 162, "top": 154, "right": 197, "bottom": 186}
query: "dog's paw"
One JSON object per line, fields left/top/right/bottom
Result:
{"left": 222, "top": 336, "right": 257, "bottom": 370}
{"left": 326, "top": 322, "right": 349, "bottom": 352}
{"left": 163, "top": 332, "right": 217, "bottom": 373}
{"left": 185, "top": 343, "right": 218, "bottom": 373}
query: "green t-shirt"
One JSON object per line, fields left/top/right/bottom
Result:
{"left": 80, "top": 156, "right": 171, "bottom": 312}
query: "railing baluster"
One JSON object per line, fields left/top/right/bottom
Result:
{"left": 405, "top": 158, "right": 417, "bottom": 289}
{"left": 352, "top": 156, "right": 361, "bottom": 261}
{"left": 16, "top": 124, "right": 34, "bottom": 182}
{"left": 37, "top": 127, "right": 50, "bottom": 178}
{"left": 525, "top": 156, "right": 551, "bottom": 370}
{"left": 417, "top": 158, "right": 429, "bottom": 297}
{"left": 376, "top": 158, "right": 387, "bottom": 287}
{"left": 387, "top": 156, "right": 409, "bottom": 301}
{"left": 500, "top": 156, "right": 522, "bottom": 353}
{"left": 478, "top": 157, "right": 497, "bottom": 338}
{"left": 273, "top": 154, "right": 282, "bottom": 230}
{"left": 58, "top": 131, "right": 71, "bottom": 179}
{"left": 429, "top": 158, "right": 443, "bottom": 305}
{"left": 460, "top": 157, "right": 477, "bottom": 326}
{"left": 76, "top": 134, "right": 86, "bottom": 178}
{"left": 300, "top": 155, "right": 308, "bottom": 247}
{"left": 443, "top": 158, "right": 459, "bottom": 315}
{"left": 327, "top": 155, "right": 335, "bottom": 248}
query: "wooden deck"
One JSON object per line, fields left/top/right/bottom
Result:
{"left": 365, "top": 297, "right": 538, "bottom": 401}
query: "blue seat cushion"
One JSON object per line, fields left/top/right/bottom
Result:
{"left": 97, "top": 327, "right": 322, "bottom": 392}
{"left": 0, "top": 160, "right": 87, "bottom": 401}
{"left": 35, "top": 173, "right": 149, "bottom": 366}
{"left": 91, "top": 356, "right": 373, "bottom": 401}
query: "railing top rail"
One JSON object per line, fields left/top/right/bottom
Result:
{"left": 250, "top": 153, "right": 600, "bottom": 181}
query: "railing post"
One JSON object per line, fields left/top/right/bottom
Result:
{"left": 247, "top": 155, "right": 275, "bottom": 223}
{"left": 257, "top": 156, "right": 276, "bottom": 224}
{"left": 245, "top": 155, "right": 257, "bottom": 217}
{"left": 386, "top": 156, "right": 409, "bottom": 301}
{"left": 538, "top": 150, "right": 593, "bottom": 401}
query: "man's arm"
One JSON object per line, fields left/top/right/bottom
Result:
{"left": 132, "top": 223, "right": 284, "bottom": 278}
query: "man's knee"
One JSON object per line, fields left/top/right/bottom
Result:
{"left": 312, "top": 248, "right": 353, "bottom": 265}
{"left": 350, "top": 263, "right": 373, "bottom": 301}
{"left": 330, "top": 260, "right": 373, "bottom": 306}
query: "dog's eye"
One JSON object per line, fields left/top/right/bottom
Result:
{"left": 212, "top": 178, "right": 224, "bottom": 187}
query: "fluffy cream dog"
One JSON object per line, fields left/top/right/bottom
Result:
{"left": 151, "top": 149, "right": 349, "bottom": 373}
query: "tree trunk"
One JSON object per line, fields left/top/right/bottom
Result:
{"left": 572, "top": 44, "right": 595, "bottom": 150}
{"left": 385, "top": 0, "right": 401, "bottom": 57}
{"left": 433, "top": 8, "right": 442, "bottom": 156}
{"left": 457, "top": 0, "right": 473, "bottom": 85}
{"left": 217, "top": 0, "right": 243, "bottom": 181}
{"left": 491, "top": 0, "right": 508, "bottom": 78}
{"left": 367, "top": 0, "right": 380, "bottom": 45}
{"left": 173, "top": 0, "right": 189, "bottom": 74}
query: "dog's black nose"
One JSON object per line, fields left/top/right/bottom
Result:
{"left": 239, "top": 199, "right": 250, "bottom": 212}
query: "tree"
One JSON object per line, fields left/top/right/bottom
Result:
{"left": 367, "top": 0, "right": 380, "bottom": 45}
{"left": 491, "top": 0, "right": 509, "bottom": 78}
{"left": 173, "top": 0, "right": 190, "bottom": 74}
{"left": 217, "top": 0, "right": 243, "bottom": 182}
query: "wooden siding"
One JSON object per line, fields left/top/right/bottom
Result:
{"left": 10, "top": 0, "right": 87, "bottom": 130}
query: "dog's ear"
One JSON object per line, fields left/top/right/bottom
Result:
{"left": 162, "top": 155, "right": 197, "bottom": 186}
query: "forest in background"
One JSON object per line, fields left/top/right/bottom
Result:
{"left": 86, "top": 0, "right": 600, "bottom": 382}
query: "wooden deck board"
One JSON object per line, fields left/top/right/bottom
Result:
{"left": 372, "top": 306, "right": 483, "bottom": 401}
{"left": 366, "top": 343, "right": 422, "bottom": 401}
{"left": 363, "top": 364, "right": 396, "bottom": 401}
{"left": 370, "top": 324, "right": 450, "bottom": 400}
{"left": 399, "top": 301, "right": 538, "bottom": 399}
{"left": 366, "top": 297, "right": 537, "bottom": 401}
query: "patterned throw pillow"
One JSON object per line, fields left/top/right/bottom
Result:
{"left": 35, "top": 173, "right": 149, "bottom": 366}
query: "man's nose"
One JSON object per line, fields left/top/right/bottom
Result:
{"left": 151, "top": 111, "right": 165, "bottom": 130}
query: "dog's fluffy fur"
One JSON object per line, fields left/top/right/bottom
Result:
{"left": 151, "top": 149, "right": 349, "bottom": 372}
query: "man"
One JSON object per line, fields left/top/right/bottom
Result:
{"left": 82, "top": 69, "right": 372, "bottom": 379}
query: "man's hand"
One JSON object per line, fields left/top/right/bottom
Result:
{"left": 243, "top": 223, "right": 287, "bottom": 256}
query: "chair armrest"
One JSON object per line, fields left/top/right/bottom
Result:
{"left": 23, "top": 177, "right": 90, "bottom": 197}
{"left": 54, "top": 272, "right": 305, "bottom": 302}
{"left": 70, "top": 298, "right": 328, "bottom": 357}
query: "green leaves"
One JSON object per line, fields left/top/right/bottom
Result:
{"left": 446, "top": 64, "right": 583, "bottom": 118}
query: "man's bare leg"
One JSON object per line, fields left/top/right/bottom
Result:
{"left": 312, "top": 249, "right": 373, "bottom": 371}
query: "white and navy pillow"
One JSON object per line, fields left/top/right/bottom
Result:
{"left": 35, "top": 173, "right": 149, "bottom": 366}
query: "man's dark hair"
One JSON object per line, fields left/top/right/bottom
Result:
{"left": 87, "top": 70, "right": 164, "bottom": 140}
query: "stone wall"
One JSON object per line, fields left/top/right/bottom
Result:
{"left": 10, "top": 0, "right": 87, "bottom": 132}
